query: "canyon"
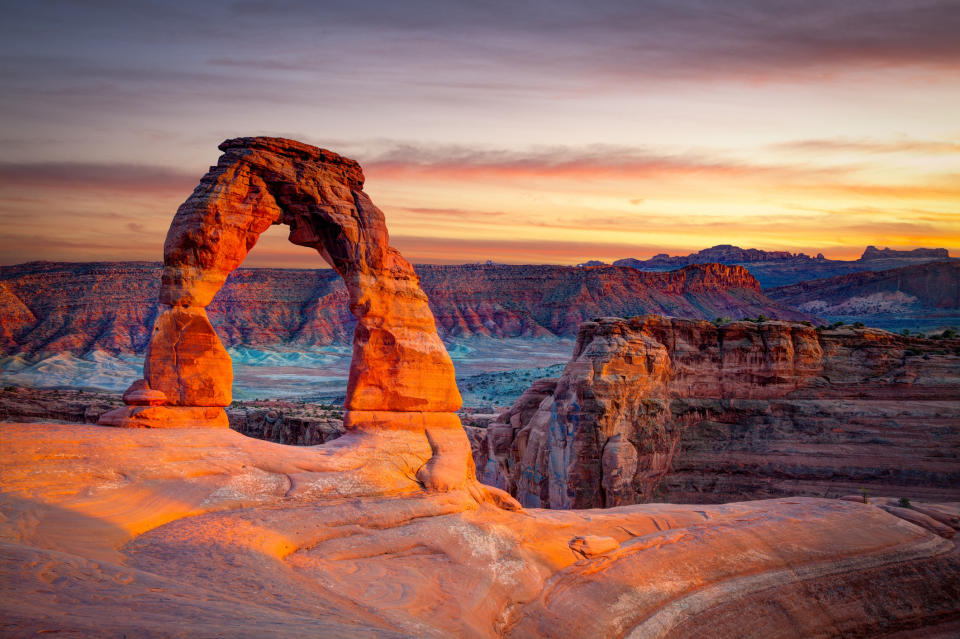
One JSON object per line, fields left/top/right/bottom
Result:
{"left": 2, "top": 137, "right": 959, "bottom": 638}
{"left": 0, "top": 260, "right": 808, "bottom": 358}
{"left": 474, "top": 315, "right": 960, "bottom": 508}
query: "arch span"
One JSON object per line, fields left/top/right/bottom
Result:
{"left": 99, "top": 137, "right": 512, "bottom": 503}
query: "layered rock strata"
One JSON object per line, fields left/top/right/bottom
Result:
{"left": 96, "top": 137, "right": 511, "bottom": 504}
{"left": 0, "top": 260, "right": 814, "bottom": 359}
{"left": 476, "top": 316, "right": 960, "bottom": 508}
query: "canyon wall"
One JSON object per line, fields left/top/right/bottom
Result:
{"left": 769, "top": 260, "right": 960, "bottom": 313}
{"left": 0, "top": 261, "right": 812, "bottom": 358}
{"left": 475, "top": 315, "right": 960, "bottom": 507}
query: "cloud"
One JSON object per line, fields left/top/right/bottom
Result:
{"left": 0, "top": 162, "right": 199, "bottom": 194}
{"left": 772, "top": 138, "right": 960, "bottom": 155}
{"left": 362, "top": 142, "right": 844, "bottom": 183}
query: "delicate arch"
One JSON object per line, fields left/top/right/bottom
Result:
{"left": 96, "top": 137, "right": 521, "bottom": 508}
{"left": 102, "top": 137, "right": 460, "bottom": 425}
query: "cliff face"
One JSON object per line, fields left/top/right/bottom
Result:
{"left": 0, "top": 261, "right": 811, "bottom": 358}
{"left": 475, "top": 315, "right": 960, "bottom": 508}
{"left": 769, "top": 260, "right": 960, "bottom": 312}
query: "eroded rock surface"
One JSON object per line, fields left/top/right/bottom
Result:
{"left": 101, "top": 137, "right": 459, "bottom": 428}
{"left": 476, "top": 315, "right": 960, "bottom": 508}
{"left": 0, "top": 260, "right": 815, "bottom": 360}
{"left": 94, "top": 137, "right": 517, "bottom": 505}
{"left": 2, "top": 422, "right": 959, "bottom": 638}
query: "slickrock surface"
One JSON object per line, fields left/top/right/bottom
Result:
{"left": 3, "top": 422, "right": 959, "bottom": 638}
{"left": 475, "top": 316, "right": 960, "bottom": 508}
{"left": 0, "top": 261, "right": 812, "bottom": 359}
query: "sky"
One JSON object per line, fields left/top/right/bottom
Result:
{"left": 1, "top": 0, "right": 958, "bottom": 267}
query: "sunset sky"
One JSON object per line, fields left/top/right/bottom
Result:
{"left": 1, "top": 1, "right": 958, "bottom": 267}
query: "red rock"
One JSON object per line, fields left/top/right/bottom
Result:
{"left": 142, "top": 306, "right": 232, "bottom": 407}
{"left": 770, "top": 260, "right": 960, "bottom": 313}
{"left": 91, "top": 137, "right": 516, "bottom": 506}
{"left": 98, "top": 405, "right": 228, "bottom": 428}
{"left": 150, "top": 136, "right": 460, "bottom": 414}
{"left": 121, "top": 379, "right": 167, "bottom": 406}
{"left": 4, "top": 423, "right": 959, "bottom": 638}
{"left": 569, "top": 535, "right": 620, "bottom": 557}
{"left": 0, "top": 260, "right": 819, "bottom": 358}
{"left": 476, "top": 316, "right": 960, "bottom": 508}
{"left": 880, "top": 505, "right": 956, "bottom": 539}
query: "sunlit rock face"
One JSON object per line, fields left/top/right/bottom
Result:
{"left": 100, "top": 137, "right": 460, "bottom": 430}
{"left": 95, "top": 137, "right": 519, "bottom": 502}
{"left": 478, "top": 315, "right": 960, "bottom": 508}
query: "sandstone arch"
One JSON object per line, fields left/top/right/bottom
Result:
{"left": 99, "top": 137, "right": 512, "bottom": 502}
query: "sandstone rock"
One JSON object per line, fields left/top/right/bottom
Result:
{"left": 98, "top": 405, "right": 228, "bottom": 428}
{"left": 94, "top": 137, "right": 510, "bottom": 504}
{"left": 120, "top": 136, "right": 460, "bottom": 420}
{"left": 880, "top": 505, "right": 956, "bottom": 539}
{"left": 569, "top": 535, "right": 620, "bottom": 557}
{"left": 121, "top": 388, "right": 167, "bottom": 406}
{"left": 908, "top": 503, "right": 960, "bottom": 530}
{"left": 4, "top": 423, "right": 958, "bottom": 637}
{"left": 475, "top": 316, "right": 960, "bottom": 508}
{"left": 0, "top": 260, "right": 822, "bottom": 361}
{"left": 143, "top": 306, "right": 232, "bottom": 407}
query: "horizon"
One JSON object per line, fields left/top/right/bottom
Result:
{"left": 0, "top": 241, "right": 954, "bottom": 270}
{"left": 2, "top": 1, "right": 959, "bottom": 266}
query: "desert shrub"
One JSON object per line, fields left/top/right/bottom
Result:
{"left": 906, "top": 348, "right": 923, "bottom": 356}
{"left": 801, "top": 320, "right": 813, "bottom": 327}
{"left": 853, "top": 321, "right": 865, "bottom": 328}
{"left": 898, "top": 497, "right": 911, "bottom": 508}
{"left": 859, "top": 487, "right": 870, "bottom": 504}
{"left": 901, "top": 329, "right": 911, "bottom": 336}
{"left": 942, "top": 329, "right": 957, "bottom": 339}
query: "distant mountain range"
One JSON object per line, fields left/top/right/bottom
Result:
{"left": 611, "top": 245, "right": 955, "bottom": 288}
{"left": 0, "top": 261, "right": 812, "bottom": 358}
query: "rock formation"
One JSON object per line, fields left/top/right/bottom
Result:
{"left": 861, "top": 245, "right": 951, "bottom": 260}
{"left": 95, "top": 137, "right": 513, "bottom": 504}
{"left": 0, "top": 260, "right": 813, "bottom": 359}
{"left": 614, "top": 243, "right": 956, "bottom": 287}
{"left": 769, "top": 260, "right": 960, "bottom": 323}
{"left": 476, "top": 315, "right": 960, "bottom": 508}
